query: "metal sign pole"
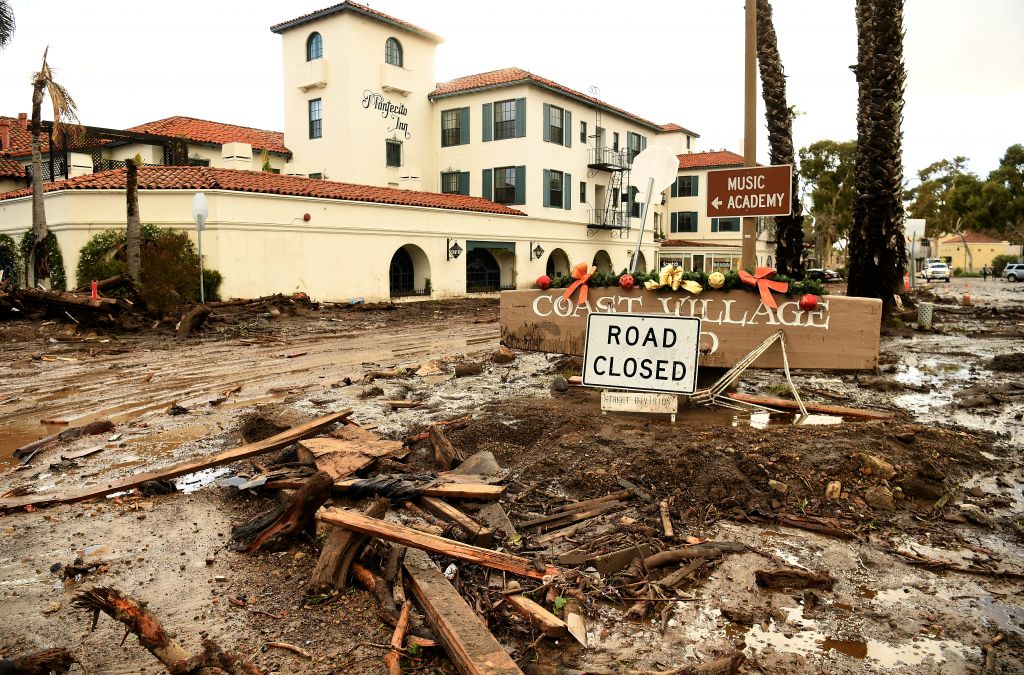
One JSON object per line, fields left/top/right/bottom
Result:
{"left": 198, "top": 220, "right": 205, "bottom": 304}
{"left": 629, "top": 176, "right": 657, "bottom": 275}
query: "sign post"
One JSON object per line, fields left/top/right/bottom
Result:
{"left": 191, "top": 193, "right": 208, "bottom": 304}
{"left": 706, "top": 165, "right": 793, "bottom": 219}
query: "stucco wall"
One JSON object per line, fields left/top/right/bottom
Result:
{"left": 936, "top": 239, "right": 1017, "bottom": 271}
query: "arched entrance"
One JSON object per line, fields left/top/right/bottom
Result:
{"left": 466, "top": 248, "right": 501, "bottom": 292}
{"left": 389, "top": 244, "right": 431, "bottom": 297}
{"left": 546, "top": 248, "right": 570, "bottom": 277}
{"left": 633, "top": 251, "right": 648, "bottom": 273}
{"left": 593, "top": 250, "right": 613, "bottom": 274}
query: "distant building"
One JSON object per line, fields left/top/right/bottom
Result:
{"left": 936, "top": 231, "right": 1018, "bottom": 272}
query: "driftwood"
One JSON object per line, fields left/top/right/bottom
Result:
{"left": 505, "top": 593, "right": 569, "bottom": 638}
{"left": 384, "top": 600, "right": 412, "bottom": 675}
{"left": 74, "top": 273, "right": 131, "bottom": 294}
{"left": 350, "top": 562, "right": 438, "bottom": 645}
{"left": 429, "top": 425, "right": 465, "bottom": 470}
{"left": 176, "top": 304, "right": 212, "bottom": 341}
{"left": 232, "top": 471, "right": 333, "bottom": 552}
{"left": 754, "top": 567, "right": 835, "bottom": 590}
{"left": 420, "top": 496, "right": 494, "bottom": 546}
{"left": 0, "top": 648, "right": 77, "bottom": 674}
{"left": 406, "top": 415, "right": 472, "bottom": 443}
{"left": 643, "top": 542, "right": 747, "bottom": 569}
{"left": 308, "top": 499, "right": 389, "bottom": 595}
{"left": 73, "top": 587, "right": 260, "bottom": 674}
{"left": 725, "top": 392, "right": 895, "bottom": 420}
{"left": 14, "top": 419, "right": 115, "bottom": 463}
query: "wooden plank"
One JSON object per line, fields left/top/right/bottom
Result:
{"left": 300, "top": 426, "right": 402, "bottom": 480}
{"left": 404, "top": 548, "right": 524, "bottom": 675}
{"left": 0, "top": 411, "right": 351, "bottom": 513}
{"left": 725, "top": 392, "right": 895, "bottom": 420}
{"left": 504, "top": 594, "right": 569, "bottom": 638}
{"left": 499, "top": 289, "right": 882, "bottom": 370}
{"left": 520, "top": 500, "right": 623, "bottom": 529}
{"left": 420, "top": 496, "right": 494, "bottom": 547}
{"left": 333, "top": 478, "right": 506, "bottom": 501}
{"left": 552, "top": 489, "right": 633, "bottom": 514}
{"left": 319, "top": 508, "right": 560, "bottom": 580}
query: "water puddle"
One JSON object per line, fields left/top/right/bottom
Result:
{"left": 733, "top": 412, "right": 843, "bottom": 429}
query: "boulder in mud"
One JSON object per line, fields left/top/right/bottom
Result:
{"left": 454, "top": 361, "right": 484, "bottom": 377}
{"left": 824, "top": 481, "right": 842, "bottom": 500}
{"left": 863, "top": 485, "right": 896, "bottom": 511}
{"left": 492, "top": 346, "right": 516, "bottom": 364}
{"left": 857, "top": 453, "right": 897, "bottom": 480}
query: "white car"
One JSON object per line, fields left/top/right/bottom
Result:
{"left": 922, "top": 262, "right": 951, "bottom": 282}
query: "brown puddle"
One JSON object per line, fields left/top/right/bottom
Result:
{"left": 821, "top": 638, "right": 869, "bottom": 659}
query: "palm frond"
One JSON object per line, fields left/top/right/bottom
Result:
{"left": 0, "top": 0, "right": 15, "bottom": 49}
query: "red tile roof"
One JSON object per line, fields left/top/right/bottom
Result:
{"left": 677, "top": 150, "right": 746, "bottom": 170}
{"left": 126, "top": 116, "right": 289, "bottom": 155}
{"left": 0, "top": 166, "right": 525, "bottom": 216}
{"left": 0, "top": 155, "right": 25, "bottom": 179}
{"left": 660, "top": 239, "right": 740, "bottom": 248}
{"left": 0, "top": 116, "right": 33, "bottom": 155}
{"left": 430, "top": 68, "right": 697, "bottom": 136}
{"left": 270, "top": 1, "right": 442, "bottom": 42}
{"left": 939, "top": 231, "right": 1007, "bottom": 245}
{"left": 659, "top": 123, "right": 688, "bottom": 132}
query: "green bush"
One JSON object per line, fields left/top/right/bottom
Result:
{"left": 76, "top": 224, "right": 163, "bottom": 291}
{"left": 0, "top": 234, "right": 18, "bottom": 285}
{"left": 953, "top": 266, "right": 963, "bottom": 276}
{"left": 18, "top": 231, "right": 66, "bottom": 291}
{"left": 991, "top": 254, "right": 1020, "bottom": 276}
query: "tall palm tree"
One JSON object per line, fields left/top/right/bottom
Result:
{"left": 847, "top": 0, "right": 907, "bottom": 315}
{"left": 0, "top": 1, "right": 14, "bottom": 49}
{"left": 30, "top": 47, "right": 80, "bottom": 289}
{"left": 755, "top": 0, "right": 805, "bottom": 278}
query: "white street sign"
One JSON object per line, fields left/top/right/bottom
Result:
{"left": 582, "top": 313, "right": 701, "bottom": 395}
{"left": 601, "top": 390, "right": 678, "bottom": 415}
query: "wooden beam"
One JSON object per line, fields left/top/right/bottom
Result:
{"left": 725, "top": 392, "right": 895, "bottom": 420}
{"left": 504, "top": 594, "right": 568, "bottom": 638}
{"left": 520, "top": 500, "right": 623, "bottom": 529}
{"left": 403, "top": 549, "right": 524, "bottom": 675}
{"left": 308, "top": 499, "right": 390, "bottom": 595}
{"left": 551, "top": 489, "right": 632, "bottom": 514}
{"left": 420, "top": 496, "right": 494, "bottom": 547}
{"left": 319, "top": 508, "right": 560, "bottom": 580}
{"left": 332, "top": 478, "right": 506, "bottom": 501}
{"left": 0, "top": 411, "right": 351, "bottom": 513}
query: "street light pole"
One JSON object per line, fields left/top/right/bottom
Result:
{"left": 192, "top": 193, "right": 208, "bottom": 304}
{"left": 741, "top": 0, "right": 757, "bottom": 269}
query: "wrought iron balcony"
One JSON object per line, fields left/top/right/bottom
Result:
{"left": 588, "top": 208, "right": 630, "bottom": 230}
{"left": 587, "top": 147, "right": 628, "bottom": 171}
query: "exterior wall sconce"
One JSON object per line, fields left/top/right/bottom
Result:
{"left": 530, "top": 242, "right": 544, "bottom": 260}
{"left": 447, "top": 238, "right": 463, "bottom": 260}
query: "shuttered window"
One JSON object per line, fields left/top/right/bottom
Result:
{"left": 670, "top": 212, "right": 698, "bottom": 233}
{"left": 494, "top": 100, "right": 516, "bottom": 140}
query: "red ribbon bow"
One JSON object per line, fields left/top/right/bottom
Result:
{"left": 563, "top": 262, "right": 596, "bottom": 305}
{"left": 738, "top": 266, "right": 788, "bottom": 309}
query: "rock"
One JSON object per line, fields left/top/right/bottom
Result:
{"left": 454, "top": 361, "right": 484, "bottom": 377}
{"left": 552, "top": 375, "right": 569, "bottom": 392}
{"left": 768, "top": 479, "right": 789, "bottom": 495}
{"left": 451, "top": 451, "right": 504, "bottom": 478}
{"left": 492, "top": 346, "right": 516, "bottom": 364}
{"left": 358, "top": 386, "right": 384, "bottom": 399}
{"left": 894, "top": 431, "right": 916, "bottom": 444}
{"left": 959, "top": 503, "right": 991, "bottom": 526}
{"left": 42, "top": 601, "right": 61, "bottom": 615}
{"left": 416, "top": 359, "right": 449, "bottom": 377}
{"left": 269, "top": 308, "right": 281, "bottom": 319}
{"left": 824, "top": 481, "right": 842, "bottom": 500}
{"left": 864, "top": 486, "right": 896, "bottom": 511}
{"left": 31, "top": 352, "right": 43, "bottom": 361}
{"left": 167, "top": 404, "right": 189, "bottom": 416}
{"left": 206, "top": 556, "right": 215, "bottom": 566}
{"left": 988, "top": 352, "right": 1024, "bottom": 373}
{"left": 858, "top": 453, "right": 897, "bottom": 481}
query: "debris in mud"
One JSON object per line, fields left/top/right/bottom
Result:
{"left": 988, "top": 352, "right": 1023, "bottom": 372}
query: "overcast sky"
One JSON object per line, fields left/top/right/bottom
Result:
{"left": 1, "top": 0, "right": 1021, "bottom": 184}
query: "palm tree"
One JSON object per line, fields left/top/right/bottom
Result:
{"left": 755, "top": 0, "right": 805, "bottom": 278}
{"left": 0, "top": 1, "right": 14, "bottom": 49}
{"left": 125, "top": 159, "right": 141, "bottom": 282}
{"left": 30, "top": 47, "right": 80, "bottom": 289}
{"left": 847, "top": 0, "right": 907, "bottom": 315}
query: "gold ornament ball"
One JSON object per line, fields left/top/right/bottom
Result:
{"left": 708, "top": 271, "right": 726, "bottom": 289}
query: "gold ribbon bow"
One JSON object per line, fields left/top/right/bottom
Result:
{"left": 644, "top": 264, "right": 703, "bottom": 294}
{"left": 563, "top": 262, "right": 596, "bottom": 305}
{"left": 738, "top": 266, "right": 788, "bottom": 309}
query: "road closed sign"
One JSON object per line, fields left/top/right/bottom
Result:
{"left": 582, "top": 313, "right": 701, "bottom": 394}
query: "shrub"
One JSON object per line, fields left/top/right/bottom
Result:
{"left": 952, "top": 266, "right": 963, "bottom": 277}
{"left": 76, "top": 224, "right": 163, "bottom": 291}
{"left": 991, "top": 254, "right": 1020, "bottom": 276}
{"left": 0, "top": 234, "right": 18, "bottom": 285}
{"left": 18, "top": 231, "right": 66, "bottom": 291}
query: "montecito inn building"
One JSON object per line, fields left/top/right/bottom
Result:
{"left": 0, "top": 1, "right": 776, "bottom": 302}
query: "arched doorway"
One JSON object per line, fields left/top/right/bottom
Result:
{"left": 593, "top": 250, "right": 613, "bottom": 274}
{"left": 466, "top": 248, "right": 501, "bottom": 292}
{"left": 546, "top": 248, "right": 570, "bottom": 277}
{"left": 389, "top": 244, "right": 431, "bottom": 297}
{"left": 633, "top": 251, "right": 648, "bottom": 273}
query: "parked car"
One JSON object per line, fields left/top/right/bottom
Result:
{"left": 807, "top": 268, "right": 842, "bottom": 282}
{"left": 1004, "top": 263, "right": 1024, "bottom": 282}
{"left": 922, "top": 262, "right": 951, "bottom": 282}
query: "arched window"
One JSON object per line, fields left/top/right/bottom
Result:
{"left": 385, "top": 37, "right": 403, "bottom": 67}
{"left": 306, "top": 32, "right": 323, "bottom": 61}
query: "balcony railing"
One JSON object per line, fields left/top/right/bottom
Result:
{"left": 587, "top": 147, "right": 628, "bottom": 171}
{"left": 589, "top": 208, "right": 630, "bottom": 230}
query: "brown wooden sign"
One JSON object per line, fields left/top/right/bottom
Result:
{"left": 706, "top": 165, "right": 792, "bottom": 217}
{"left": 499, "top": 289, "right": 881, "bottom": 370}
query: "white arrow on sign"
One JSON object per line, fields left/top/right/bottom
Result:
{"left": 711, "top": 197, "right": 723, "bottom": 209}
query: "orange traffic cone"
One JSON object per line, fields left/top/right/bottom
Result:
{"left": 962, "top": 285, "right": 971, "bottom": 306}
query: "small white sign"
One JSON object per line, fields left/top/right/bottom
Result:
{"left": 582, "top": 313, "right": 701, "bottom": 394}
{"left": 601, "top": 390, "right": 678, "bottom": 415}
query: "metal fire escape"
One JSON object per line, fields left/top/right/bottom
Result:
{"left": 585, "top": 88, "right": 632, "bottom": 239}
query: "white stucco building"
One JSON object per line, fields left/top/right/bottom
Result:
{"left": 0, "top": 1, "right": 775, "bottom": 302}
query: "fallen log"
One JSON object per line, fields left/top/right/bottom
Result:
{"left": 0, "top": 648, "right": 78, "bottom": 674}
{"left": 74, "top": 273, "right": 130, "bottom": 294}
{"left": 643, "top": 542, "right": 747, "bottom": 569}
{"left": 551, "top": 490, "right": 634, "bottom": 515}
{"left": 406, "top": 415, "right": 472, "bottom": 443}
{"left": 14, "top": 419, "right": 115, "bottom": 462}
{"left": 384, "top": 600, "right": 411, "bottom": 675}
{"left": 656, "top": 559, "right": 716, "bottom": 590}
{"left": 505, "top": 593, "right": 569, "bottom": 638}
{"left": 308, "top": 499, "right": 390, "bottom": 595}
{"left": 420, "top": 496, "right": 494, "bottom": 546}
{"left": 754, "top": 567, "right": 835, "bottom": 590}
{"left": 176, "top": 304, "right": 212, "bottom": 341}
{"left": 404, "top": 548, "right": 525, "bottom": 675}
{"left": 320, "top": 507, "right": 561, "bottom": 580}
{"left": 725, "top": 392, "right": 895, "bottom": 421}
{"left": 350, "top": 562, "right": 438, "bottom": 644}
{"left": 232, "top": 471, "right": 334, "bottom": 553}
{"left": 73, "top": 587, "right": 260, "bottom": 674}
{"left": 429, "top": 425, "right": 465, "bottom": 470}
{"left": 0, "top": 410, "right": 350, "bottom": 512}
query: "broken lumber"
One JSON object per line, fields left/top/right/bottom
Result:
{"left": 176, "top": 304, "right": 212, "bottom": 341}
{"left": 319, "top": 507, "right": 561, "bottom": 580}
{"left": 309, "top": 499, "right": 390, "bottom": 594}
{"left": 0, "top": 410, "right": 350, "bottom": 513}
{"left": 420, "top": 496, "right": 494, "bottom": 546}
{"left": 527, "top": 502, "right": 625, "bottom": 533}
{"left": 659, "top": 499, "right": 674, "bottom": 538}
{"left": 403, "top": 548, "right": 525, "bottom": 675}
{"left": 232, "top": 471, "right": 334, "bottom": 552}
{"left": 384, "top": 600, "right": 412, "bottom": 675}
{"left": 74, "top": 587, "right": 260, "bottom": 674}
{"left": 14, "top": 419, "right": 115, "bottom": 462}
{"left": 74, "top": 273, "right": 130, "bottom": 294}
{"left": 725, "top": 392, "right": 895, "bottom": 420}
{"left": 333, "top": 476, "right": 506, "bottom": 501}
{"left": 350, "top": 562, "right": 438, "bottom": 644}
{"left": 505, "top": 593, "right": 569, "bottom": 638}
{"left": 552, "top": 489, "right": 632, "bottom": 514}
{"left": 300, "top": 425, "right": 402, "bottom": 480}
{"left": 385, "top": 400, "right": 421, "bottom": 409}
{"left": 0, "top": 648, "right": 78, "bottom": 674}
{"left": 656, "top": 559, "right": 713, "bottom": 590}
{"left": 643, "top": 542, "right": 747, "bottom": 569}
{"left": 430, "top": 425, "right": 465, "bottom": 470}
{"left": 754, "top": 567, "right": 835, "bottom": 590}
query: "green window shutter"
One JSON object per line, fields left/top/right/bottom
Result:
{"left": 482, "top": 168, "right": 492, "bottom": 200}
{"left": 564, "top": 173, "right": 572, "bottom": 209}
{"left": 543, "top": 169, "right": 551, "bottom": 208}
{"left": 671, "top": 177, "right": 678, "bottom": 198}
{"left": 671, "top": 212, "right": 678, "bottom": 232}
{"left": 564, "top": 110, "right": 572, "bottom": 147}
{"left": 459, "top": 107, "right": 470, "bottom": 145}
{"left": 689, "top": 212, "right": 698, "bottom": 232}
{"left": 640, "top": 135, "right": 647, "bottom": 151}
{"left": 543, "top": 103, "right": 551, "bottom": 142}
{"left": 458, "top": 171, "right": 469, "bottom": 196}
{"left": 515, "top": 98, "right": 526, "bottom": 138}
{"left": 514, "top": 165, "right": 526, "bottom": 205}
{"left": 692, "top": 175, "right": 699, "bottom": 197}
{"left": 711, "top": 217, "right": 719, "bottom": 233}
{"left": 482, "top": 103, "right": 493, "bottom": 142}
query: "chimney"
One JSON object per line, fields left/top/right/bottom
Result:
{"left": 0, "top": 119, "right": 9, "bottom": 151}
{"left": 18, "top": 112, "right": 28, "bottom": 129}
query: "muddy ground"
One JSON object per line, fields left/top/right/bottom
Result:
{"left": 1, "top": 279, "right": 1022, "bottom": 674}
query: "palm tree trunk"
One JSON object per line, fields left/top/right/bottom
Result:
{"left": 755, "top": 0, "right": 805, "bottom": 279}
{"left": 125, "top": 159, "right": 141, "bottom": 282}
{"left": 30, "top": 79, "right": 49, "bottom": 289}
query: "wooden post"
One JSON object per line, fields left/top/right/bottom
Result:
{"left": 742, "top": 0, "right": 758, "bottom": 269}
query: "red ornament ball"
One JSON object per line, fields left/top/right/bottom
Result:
{"left": 618, "top": 273, "right": 635, "bottom": 290}
{"left": 798, "top": 293, "right": 820, "bottom": 311}
{"left": 536, "top": 275, "right": 551, "bottom": 290}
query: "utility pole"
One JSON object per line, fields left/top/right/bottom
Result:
{"left": 741, "top": 0, "right": 757, "bottom": 269}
